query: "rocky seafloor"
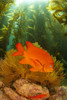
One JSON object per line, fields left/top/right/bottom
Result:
{"left": 0, "top": 78, "right": 67, "bottom": 100}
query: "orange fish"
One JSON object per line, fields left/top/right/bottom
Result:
{"left": 28, "top": 94, "right": 48, "bottom": 99}
{"left": 12, "top": 41, "right": 54, "bottom": 72}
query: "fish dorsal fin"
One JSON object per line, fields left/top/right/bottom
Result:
{"left": 26, "top": 41, "right": 35, "bottom": 52}
{"left": 26, "top": 41, "right": 47, "bottom": 55}
{"left": 26, "top": 41, "right": 43, "bottom": 52}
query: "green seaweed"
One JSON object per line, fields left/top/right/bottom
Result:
{"left": 46, "top": 0, "right": 67, "bottom": 26}
{"left": 0, "top": 0, "right": 15, "bottom": 57}
{"left": 0, "top": 0, "right": 15, "bottom": 15}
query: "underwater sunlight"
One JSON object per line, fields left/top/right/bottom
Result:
{"left": 15, "top": 0, "right": 50, "bottom": 6}
{"left": 15, "top": 0, "right": 24, "bottom": 6}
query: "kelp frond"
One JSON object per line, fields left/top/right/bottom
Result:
{"left": 46, "top": 0, "right": 67, "bottom": 26}
{"left": 0, "top": 0, "right": 15, "bottom": 16}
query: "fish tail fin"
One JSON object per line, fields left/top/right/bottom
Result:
{"left": 12, "top": 43, "right": 25, "bottom": 56}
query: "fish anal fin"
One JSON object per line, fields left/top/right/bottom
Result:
{"left": 12, "top": 51, "right": 22, "bottom": 56}
{"left": 30, "top": 66, "right": 43, "bottom": 72}
{"left": 30, "top": 67, "right": 39, "bottom": 72}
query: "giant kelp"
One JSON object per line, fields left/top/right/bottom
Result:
{"left": 0, "top": 2, "right": 46, "bottom": 54}
{"left": 26, "top": 2, "right": 64, "bottom": 53}
{"left": 0, "top": 0, "right": 15, "bottom": 15}
{"left": 7, "top": 7, "right": 29, "bottom": 48}
{"left": 0, "top": 42, "right": 65, "bottom": 90}
{"left": 27, "top": 3, "right": 49, "bottom": 47}
{"left": 0, "top": 1, "right": 65, "bottom": 60}
{"left": 46, "top": 0, "right": 67, "bottom": 26}
{"left": 0, "top": 0, "right": 15, "bottom": 23}
{"left": 0, "top": 0, "right": 15, "bottom": 58}
{"left": 0, "top": 23, "right": 13, "bottom": 58}
{"left": 0, "top": 7, "right": 29, "bottom": 57}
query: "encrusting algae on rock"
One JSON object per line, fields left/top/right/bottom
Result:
{"left": 0, "top": 79, "right": 67, "bottom": 100}
{"left": 13, "top": 78, "right": 50, "bottom": 99}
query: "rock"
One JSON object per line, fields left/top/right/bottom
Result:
{"left": 0, "top": 81, "right": 9, "bottom": 100}
{"left": 0, "top": 90, "right": 10, "bottom": 100}
{"left": 13, "top": 78, "right": 50, "bottom": 100}
{"left": 49, "top": 86, "right": 67, "bottom": 100}
{"left": 4, "top": 87, "right": 28, "bottom": 100}
{"left": 1, "top": 78, "right": 67, "bottom": 100}
{"left": 0, "top": 81, "right": 5, "bottom": 88}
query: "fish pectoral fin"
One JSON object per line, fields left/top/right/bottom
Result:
{"left": 19, "top": 58, "right": 43, "bottom": 72}
{"left": 19, "top": 58, "right": 36, "bottom": 67}
{"left": 19, "top": 58, "right": 38, "bottom": 71}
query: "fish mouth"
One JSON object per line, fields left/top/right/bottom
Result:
{"left": 50, "top": 69, "right": 54, "bottom": 72}
{"left": 50, "top": 70, "right": 54, "bottom": 72}
{"left": 46, "top": 68, "right": 54, "bottom": 72}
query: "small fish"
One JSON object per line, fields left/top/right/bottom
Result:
{"left": 12, "top": 41, "right": 54, "bottom": 72}
{"left": 28, "top": 94, "right": 48, "bottom": 99}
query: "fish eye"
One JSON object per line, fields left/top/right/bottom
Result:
{"left": 50, "top": 65, "right": 52, "bottom": 67}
